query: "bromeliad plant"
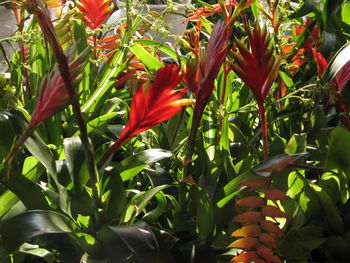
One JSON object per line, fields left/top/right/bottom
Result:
{"left": 1, "top": 0, "right": 350, "bottom": 262}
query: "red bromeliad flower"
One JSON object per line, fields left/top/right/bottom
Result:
{"left": 98, "top": 65, "right": 194, "bottom": 168}
{"left": 230, "top": 23, "right": 282, "bottom": 159}
{"left": 184, "top": 21, "right": 232, "bottom": 166}
{"left": 76, "top": 0, "right": 114, "bottom": 30}
{"left": 29, "top": 51, "right": 88, "bottom": 128}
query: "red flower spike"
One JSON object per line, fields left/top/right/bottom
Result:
{"left": 98, "top": 65, "right": 194, "bottom": 168}
{"left": 230, "top": 23, "right": 282, "bottom": 159}
{"left": 231, "top": 225, "right": 261, "bottom": 237}
{"left": 76, "top": 0, "right": 114, "bottom": 29}
{"left": 236, "top": 196, "right": 265, "bottom": 208}
{"left": 230, "top": 251, "right": 257, "bottom": 263}
{"left": 29, "top": 51, "right": 88, "bottom": 128}
{"left": 184, "top": 21, "right": 231, "bottom": 166}
{"left": 228, "top": 237, "right": 258, "bottom": 250}
{"left": 255, "top": 258, "right": 267, "bottom": 263}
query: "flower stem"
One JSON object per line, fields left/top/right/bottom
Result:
{"left": 258, "top": 103, "right": 268, "bottom": 160}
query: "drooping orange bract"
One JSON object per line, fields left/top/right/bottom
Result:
{"left": 76, "top": 0, "right": 114, "bottom": 29}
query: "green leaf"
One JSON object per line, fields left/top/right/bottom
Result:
{"left": 289, "top": 0, "right": 321, "bottom": 19}
{"left": 73, "top": 20, "right": 89, "bottom": 53}
{"left": 278, "top": 226, "right": 326, "bottom": 260}
{"left": 321, "top": 42, "right": 350, "bottom": 85}
{"left": 342, "top": 2, "right": 350, "bottom": 25}
{"left": 102, "top": 168, "right": 126, "bottom": 221}
{"left": 279, "top": 71, "right": 294, "bottom": 88}
{"left": 325, "top": 126, "right": 350, "bottom": 176}
{"left": 309, "top": 183, "right": 344, "bottom": 234}
{"left": 285, "top": 133, "right": 307, "bottom": 154}
{"left": 129, "top": 44, "right": 163, "bottom": 71}
{"left": 18, "top": 243, "right": 55, "bottom": 263}
{"left": 133, "top": 39, "right": 186, "bottom": 64}
{"left": 0, "top": 112, "right": 16, "bottom": 163}
{"left": 130, "top": 185, "right": 170, "bottom": 216}
{"left": 63, "top": 137, "right": 85, "bottom": 191}
{"left": 0, "top": 167, "right": 50, "bottom": 211}
{"left": 118, "top": 149, "right": 172, "bottom": 181}
{"left": 0, "top": 210, "right": 75, "bottom": 250}
{"left": 142, "top": 192, "right": 167, "bottom": 223}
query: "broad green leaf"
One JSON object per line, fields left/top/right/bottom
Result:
{"left": 0, "top": 167, "right": 50, "bottom": 211}
{"left": 74, "top": 20, "right": 89, "bottom": 53}
{"left": 18, "top": 243, "right": 55, "bottom": 263}
{"left": 142, "top": 192, "right": 167, "bottom": 223}
{"left": 131, "top": 185, "right": 169, "bottom": 216}
{"left": 0, "top": 112, "right": 16, "bottom": 163}
{"left": 325, "top": 126, "right": 350, "bottom": 176}
{"left": 118, "top": 149, "right": 172, "bottom": 181}
{"left": 278, "top": 226, "right": 326, "bottom": 259}
{"left": 342, "top": 2, "right": 350, "bottom": 25}
{"left": 323, "top": 236, "right": 350, "bottom": 259}
{"left": 321, "top": 42, "right": 350, "bottom": 85}
{"left": 102, "top": 168, "right": 126, "bottom": 221}
{"left": 285, "top": 133, "right": 307, "bottom": 154}
{"left": 309, "top": 183, "right": 344, "bottom": 234}
{"left": 289, "top": 0, "right": 321, "bottom": 19}
{"left": 129, "top": 44, "right": 163, "bottom": 71}
{"left": 133, "top": 39, "right": 185, "bottom": 64}
{"left": 279, "top": 71, "right": 294, "bottom": 88}
{"left": 63, "top": 137, "right": 85, "bottom": 190}
{"left": 0, "top": 210, "right": 75, "bottom": 250}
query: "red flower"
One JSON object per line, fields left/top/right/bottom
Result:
{"left": 230, "top": 23, "right": 282, "bottom": 159}
{"left": 230, "top": 23, "right": 282, "bottom": 106}
{"left": 76, "top": 0, "right": 114, "bottom": 30}
{"left": 98, "top": 65, "right": 194, "bottom": 167}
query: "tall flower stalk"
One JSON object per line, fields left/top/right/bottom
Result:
{"left": 183, "top": 21, "right": 232, "bottom": 168}
{"left": 230, "top": 23, "right": 282, "bottom": 159}
{"left": 12, "top": 0, "right": 99, "bottom": 193}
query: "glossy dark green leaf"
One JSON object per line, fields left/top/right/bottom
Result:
{"left": 321, "top": 42, "right": 350, "bottom": 85}
{"left": 0, "top": 167, "right": 50, "bottom": 211}
{"left": 285, "top": 133, "right": 307, "bottom": 154}
{"left": 18, "top": 243, "right": 55, "bottom": 263}
{"left": 63, "top": 136, "right": 85, "bottom": 190}
{"left": 0, "top": 112, "right": 16, "bottom": 163}
{"left": 0, "top": 210, "right": 75, "bottom": 250}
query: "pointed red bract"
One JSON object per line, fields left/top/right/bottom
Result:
{"left": 77, "top": 0, "right": 114, "bottom": 29}
{"left": 312, "top": 48, "right": 328, "bottom": 77}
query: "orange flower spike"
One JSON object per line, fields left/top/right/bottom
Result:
{"left": 231, "top": 225, "right": 261, "bottom": 237}
{"left": 265, "top": 189, "right": 290, "bottom": 201}
{"left": 236, "top": 196, "right": 265, "bottom": 208}
{"left": 229, "top": 251, "right": 257, "bottom": 263}
{"left": 233, "top": 211, "right": 262, "bottom": 224}
{"left": 257, "top": 246, "right": 283, "bottom": 263}
{"left": 76, "top": 0, "right": 114, "bottom": 29}
{"left": 262, "top": 205, "right": 288, "bottom": 218}
{"left": 228, "top": 237, "right": 258, "bottom": 250}
{"left": 98, "top": 65, "right": 193, "bottom": 167}
{"left": 260, "top": 220, "right": 285, "bottom": 238}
